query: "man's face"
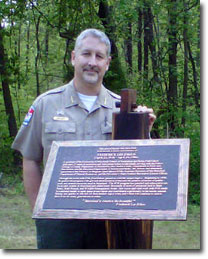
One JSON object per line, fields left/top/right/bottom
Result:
{"left": 71, "top": 36, "right": 111, "bottom": 87}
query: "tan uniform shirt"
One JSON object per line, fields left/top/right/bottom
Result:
{"left": 12, "top": 81, "right": 120, "bottom": 166}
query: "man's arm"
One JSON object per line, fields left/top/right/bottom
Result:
{"left": 23, "top": 157, "right": 42, "bottom": 210}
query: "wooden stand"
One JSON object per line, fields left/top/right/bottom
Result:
{"left": 105, "top": 89, "right": 153, "bottom": 249}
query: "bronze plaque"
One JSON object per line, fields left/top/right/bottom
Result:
{"left": 33, "top": 139, "right": 190, "bottom": 220}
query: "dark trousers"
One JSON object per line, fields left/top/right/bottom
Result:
{"left": 35, "top": 219, "right": 108, "bottom": 249}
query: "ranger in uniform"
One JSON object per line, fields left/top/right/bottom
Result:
{"left": 12, "top": 28, "right": 156, "bottom": 249}
{"left": 12, "top": 80, "right": 120, "bottom": 167}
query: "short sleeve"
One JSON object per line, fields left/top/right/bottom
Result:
{"left": 11, "top": 99, "right": 43, "bottom": 162}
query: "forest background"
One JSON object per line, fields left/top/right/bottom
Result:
{"left": 0, "top": 0, "right": 200, "bottom": 205}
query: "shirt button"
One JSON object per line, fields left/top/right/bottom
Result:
{"left": 58, "top": 129, "right": 62, "bottom": 134}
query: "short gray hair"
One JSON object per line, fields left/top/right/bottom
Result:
{"left": 74, "top": 28, "right": 111, "bottom": 57}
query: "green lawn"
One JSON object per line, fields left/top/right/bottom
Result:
{"left": 153, "top": 205, "right": 200, "bottom": 249}
{"left": 0, "top": 189, "right": 200, "bottom": 249}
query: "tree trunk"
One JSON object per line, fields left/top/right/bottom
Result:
{"left": 187, "top": 41, "right": 200, "bottom": 113}
{"left": 98, "top": 0, "right": 119, "bottom": 59}
{"left": 16, "top": 23, "right": 22, "bottom": 90}
{"left": 34, "top": 15, "right": 41, "bottom": 96}
{"left": 146, "top": 7, "right": 159, "bottom": 86}
{"left": 124, "top": 22, "right": 132, "bottom": 72}
{"left": 98, "top": 0, "right": 126, "bottom": 91}
{"left": 167, "top": 0, "right": 178, "bottom": 136}
{"left": 137, "top": 8, "right": 142, "bottom": 73}
{"left": 0, "top": 24, "right": 18, "bottom": 138}
{"left": 25, "top": 21, "right": 30, "bottom": 79}
{"left": 196, "top": 4, "right": 200, "bottom": 68}
{"left": 45, "top": 24, "right": 49, "bottom": 64}
{"left": 181, "top": 0, "right": 188, "bottom": 134}
{"left": 143, "top": 6, "right": 149, "bottom": 85}
{"left": 44, "top": 23, "right": 49, "bottom": 89}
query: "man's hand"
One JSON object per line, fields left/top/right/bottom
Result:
{"left": 134, "top": 105, "right": 156, "bottom": 132}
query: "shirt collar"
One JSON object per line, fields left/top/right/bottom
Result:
{"left": 64, "top": 80, "right": 81, "bottom": 108}
{"left": 64, "top": 80, "right": 113, "bottom": 109}
{"left": 96, "top": 84, "right": 113, "bottom": 109}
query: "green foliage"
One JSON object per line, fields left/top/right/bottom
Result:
{"left": 185, "top": 119, "right": 200, "bottom": 205}
{"left": 0, "top": 109, "right": 19, "bottom": 175}
{"left": 104, "top": 56, "right": 126, "bottom": 93}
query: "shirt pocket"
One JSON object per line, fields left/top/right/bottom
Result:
{"left": 101, "top": 121, "right": 112, "bottom": 139}
{"left": 45, "top": 121, "right": 76, "bottom": 141}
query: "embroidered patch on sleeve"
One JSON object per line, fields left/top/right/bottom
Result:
{"left": 23, "top": 105, "right": 35, "bottom": 126}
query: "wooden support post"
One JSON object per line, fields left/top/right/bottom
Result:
{"left": 106, "top": 89, "right": 154, "bottom": 249}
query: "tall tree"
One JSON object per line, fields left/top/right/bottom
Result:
{"left": 25, "top": 21, "right": 30, "bottom": 79}
{"left": 0, "top": 23, "right": 18, "bottom": 138}
{"left": 146, "top": 7, "right": 159, "bottom": 87}
{"left": 98, "top": 0, "right": 119, "bottom": 59}
{"left": 143, "top": 5, "right": 149, "bottom": 85}
{"left": 98, "top": 0, "right": 126, "bottom": 91}
{"left": 33, "top": 13, "right": 41, "bottom": 96}
{"left": 187, "top": 41, "right": 200, "bottom": 113}
{"left": 181, "top": 0, "right": 188, "bottom": 134}
{"left": 137, "top": 7, "right": 143, "bottom": 73}
{"left": 124, "top": 22, "right": 132, "bottom": 72}
{"left": 167, "top": 0, "right": 178, "bottom": 136}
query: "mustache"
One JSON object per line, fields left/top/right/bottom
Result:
{"left": 83, "top": 66, "right": 99, "bottom": 72}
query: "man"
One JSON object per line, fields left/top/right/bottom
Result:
{"left": 12, "top": 28, "right": 156, "bottom": 249}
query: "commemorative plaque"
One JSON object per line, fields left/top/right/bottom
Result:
{"left": 33, "top": 139, "right": 190, "bottom": 220}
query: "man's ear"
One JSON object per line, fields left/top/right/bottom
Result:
{"left": 71, "top": 50, "right": 75, "bottom": 66}
{"left": 106, "top": 56, "right": 111, "bottom": 71}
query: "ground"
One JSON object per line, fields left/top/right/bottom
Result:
{"left": 0, "top": 188, "right": 200, "bottom": 249}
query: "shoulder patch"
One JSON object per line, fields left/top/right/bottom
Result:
{"left": 23, "top": 105, "right": 35, "bottom": 126}
{"left": 107, "top": 90, "right": 121, "bottom": 100}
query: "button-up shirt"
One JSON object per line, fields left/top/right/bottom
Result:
{"left": 12, "top": 80, "right": 120, "bottom": 166}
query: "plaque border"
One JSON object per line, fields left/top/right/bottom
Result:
{"left": 33, "top": 139, "right": 190, "bottom": 220}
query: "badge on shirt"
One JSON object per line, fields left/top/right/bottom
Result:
{"left": 23, "top": 105, "right": 35, "bottom": 126}
{"left": 53, "top": 110, "right": 69, "bottom": 121}
{"left": 53, "top": 116, "right": 69, "bottom": 121}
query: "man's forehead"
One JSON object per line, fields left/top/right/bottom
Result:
{"left": 79, "top": 36, "right": 108, "bottom": 54}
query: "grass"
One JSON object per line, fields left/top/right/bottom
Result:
{"left": 0, "top": 188, "right": 36, "bottom": 249}
{"left": 153, "top": 205, "right": 200, "bottom": 249}
{"left": 0, "top": 188, "right": 200, "bottom": 250}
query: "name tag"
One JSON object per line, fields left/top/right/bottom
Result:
{"left": 53, "top": 116, "right": 69, "bottom": 121}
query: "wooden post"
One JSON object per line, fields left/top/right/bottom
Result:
{"left": 105, "top": 89, "right": 154, "bottom": 249}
